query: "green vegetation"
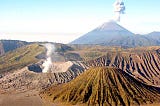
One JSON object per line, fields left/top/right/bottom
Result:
{"left": 0, "top": 43, "right": 45, "bottom": 73}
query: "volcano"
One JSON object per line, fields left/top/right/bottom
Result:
{"left": 70, "top": 21, "right": 160, "bottom": 47}
{"left": 40, "top": 67, "right": 160, "bottom": 106}
{"left": 71, "top": 21, "right": 134, "bottom": 45}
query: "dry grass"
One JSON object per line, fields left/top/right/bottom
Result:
{"left": 0, "top": 43, "right": 45, "bottom": 74}
{"left": 69, "top": 45, "right": 160, "bottom": 61}
{"left": 40, "top": 67, "right": 160, "bottom": 106}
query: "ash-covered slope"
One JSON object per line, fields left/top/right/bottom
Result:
{"left": 70, "top": 21, "right": 160, "bottom": 47}
{"left": 40, "top": 67, "right": 160, "bottom": 106}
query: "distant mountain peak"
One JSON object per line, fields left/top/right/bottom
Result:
{"left": 70, "top": 21, "right": 134, "bottom": 45}
{"left": 97, "top": 20, "right": 125, "bottom": 31}
{"left": 70, "top": 21, "right": 160, "bottom": 46}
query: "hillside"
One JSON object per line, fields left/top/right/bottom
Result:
{"left": 0, "top": 42, "right": 85, "bottom": 93}
{"left": 40, "top": 67, "right": 160, "bottom": 106}
{"left": 61, "top": 45, "right": 160, "bottom": 86}
{"left": 103, "top": 34, "right": 157, "bottom": 47}
{"left": 0, "top": 40, "right": 29, "bottom": 55}
{"left": 0, "top": 43, "right": 45, "bottom": 74}
{"left": 0, "top": 62, "right": 85, "bottom": 93}
{"left": 0, "top": 43, "right": 159, "bottom": 106}
{"left": 145, "top": 31, "right": 160, "bottom": 43}
{"left": 3, "top": 44, "right": 159, "bottom": 87}
{"left": 81, "top": 47, "right": 160, "bottom": 86}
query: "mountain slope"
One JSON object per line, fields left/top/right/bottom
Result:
{"left": 0, "top": 43, "right": 5, "bottom": 55}
{"left": 40, "top": 67, "right": 160, "bottom": 106}
{"left": 0, "top": 43, "right": 85, "bottom": 93}
{"left": 83, "top": 48, "right": 160, "bottom": 86}
{"left": 0, "top": 43, "right": 45, "bottom": 74}
{"left": 145, "top": 31, "right": 160, "bottom": 44}
{"left": 0, "top": 40, "right": 28, "bottom": 55}
{"left": 71, "top": 21, "right": 134, "bottom": 45}
{"left": 102, "top": 34, "right": 158, "bottom": 47}
{"left": 70, "top": 21, "right": 160, "bottom": 47}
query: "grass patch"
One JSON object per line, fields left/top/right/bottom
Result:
{"left": 0, "top": 43, "right": 45, "bottom": 73}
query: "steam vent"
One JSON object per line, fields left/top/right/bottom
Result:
{"left": 40, "top": 67, "right": 160, "bottom": 106}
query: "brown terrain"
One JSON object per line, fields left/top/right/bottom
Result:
{"left": 0, "top": 61, "right": 85, "bottom": 93}
{"left": 0, "top": 90, "right": 44, "bottom": 106}
{"left": 0, "top": 44, "right": 160, "bottom": 106}
{"left": 40, "top": 67, "right": 160, "bottom": 106}
{"left": 82, "top": 48, "right": 160, "bottom": 86}
{"left": 0, "top": 61, "right": 85, "bottom": 106}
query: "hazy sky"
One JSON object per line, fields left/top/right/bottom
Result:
{"left": 0, "top": 0, "right": 160, "bottom": 43}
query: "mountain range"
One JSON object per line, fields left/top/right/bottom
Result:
{"left": 71, "top": 21, "right": 160, "bottom": 47}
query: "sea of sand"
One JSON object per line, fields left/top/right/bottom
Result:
{"left": 0, "top": 90, "right": 55, "bottom": 106}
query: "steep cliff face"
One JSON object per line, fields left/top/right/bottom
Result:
{"left": 83, "top": 49, "right": 160, "bottom": 86}
{"left": 0, "top": 43, "right": 5, "bottom": 56}
{"left": 40, "top": 67, "right": 160, "bottom": 106}
{"left": 0, "top": 40, "right": 28, "bottom": 53}
{"left": 0, "top": 40, "right": 29, "bottom": 57}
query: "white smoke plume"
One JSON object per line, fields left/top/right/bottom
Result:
{"left": 42, "top": 43, "right": 55, "bottom": 73}
{"left": 113, "top": 0, "right": 126, "bottom": 22}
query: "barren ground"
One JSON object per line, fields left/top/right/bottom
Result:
{"left": 0, "top": 90, "right": 55, "bottom": 106}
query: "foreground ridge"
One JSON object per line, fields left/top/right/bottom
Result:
{"left": 40, "top": 67, "right": 160, "bottom": 106}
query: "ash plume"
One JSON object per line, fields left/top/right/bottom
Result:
{"left": 113, "top": 0, "right": 126, "bottom": 22}
{"left": 42, "top": 43, "right": 55, "bottom": 73}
